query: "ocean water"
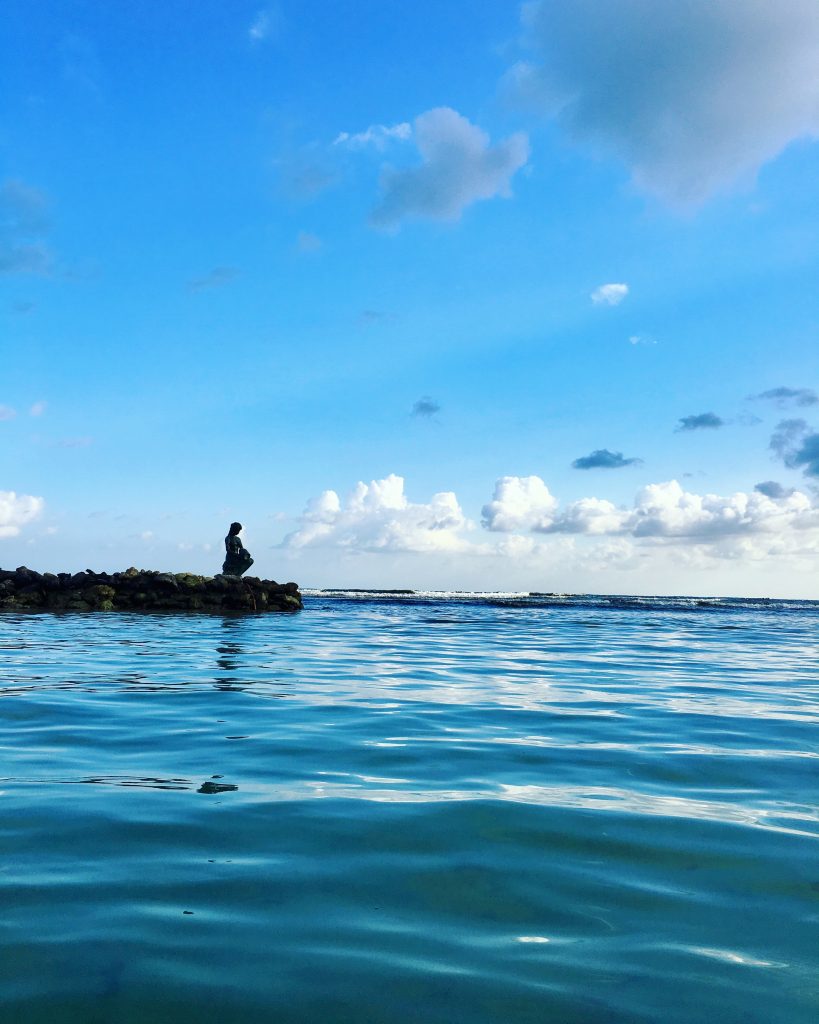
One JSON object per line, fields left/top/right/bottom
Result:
{"left": 1, "top": 592, "right": 817, "bottom": 1024}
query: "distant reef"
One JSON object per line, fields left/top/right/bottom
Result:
{"left": 0, "top": 567, "right": 302, "bottom": 613}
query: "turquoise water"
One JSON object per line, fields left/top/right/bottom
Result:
{"left": 1, "top": 593, "right": 817, "bottom": 1023}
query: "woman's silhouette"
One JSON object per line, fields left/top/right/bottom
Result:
{"left": 222, "top": 522, "right": 254, "bottom": 577}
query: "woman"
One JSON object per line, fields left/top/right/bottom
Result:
{"left": 222, "top": 522, "right": 254, "bottom": 577}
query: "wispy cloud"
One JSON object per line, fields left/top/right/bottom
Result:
{"left": 0, "top": 179, "right": 52, "bottom": 276}
{"left": 769, "top": 418, "right": 808, "bottom": 457}
{"left": 274, "top": 147, "right": 338, "bottom": 201}
{"left": 411, "top": 396, "right": 441, "bottom": 418}
{"left": 0, "top": 405, "right": 16, "bottom": 421}
{"left": 29, "top": 401, "right": 46, "bottom": 418}
{"left": 371, "top": 107, "right": 529, "bottom": 228}
{"left": 248, "top": 9, "right": 279, "bottom": 43}
{"left": 334, "top": 122, "right": 412, "bottom": 151}
{"left": 187, "top": 266, "right": 239, "bottom": 292}
{"left": 508, "top": 0, "right": 819, "bottom": 202}
{"left": 572, "top": 448, "right": 643, "bottom": 470}
{"left": 770, "top": 418, "right": 819, "bottom": 478}
{"left": 358, "top": 309, "right": 395, "bottom": 327}
{"left": 54, "top": 436, "right": 93, "bottom": 449}
{"left": 296, "top": 231, "right": 322, "bottom": 254}
{"left": 591, "top": 283, "right": 628, "bottom": 306}
{"left": 676, "top": 412, "right": 724, "bottom": 432}
{"left": 749, "top": 386, "right": 818, "bottom": 408}
{"left": 754, "top": 480, "right": 794, "bottom": 499}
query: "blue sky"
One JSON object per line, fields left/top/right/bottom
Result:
{"left": 2, "top": 0, "right": 819, "bottom": 595}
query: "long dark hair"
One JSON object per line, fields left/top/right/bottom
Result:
{"left": 228, "top": 522, "right": 242, "bottom": 536}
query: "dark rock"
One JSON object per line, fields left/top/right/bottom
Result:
{"left": 0, "top": 567, "right": 302, "bottom": 614}
{"left": 197, "top": 781, "right": 238, "bottom": 794}
{"left": 15, "top": 566, "right": 42, "bottom": 583}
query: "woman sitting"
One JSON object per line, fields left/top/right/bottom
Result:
{"left": 222, "top": 522, "right": 254, "bottom": 577}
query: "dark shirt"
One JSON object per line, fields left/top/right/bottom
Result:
{"left": 223, "top": 533, "right": 253, "bottom": 576}
{"left": 225, "top": 534, "right": 244, "bottom": 557}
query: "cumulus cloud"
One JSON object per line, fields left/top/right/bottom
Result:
{"left": 284, "top": 474, "right": 471, "bottom": 554}
{"left": 334, "top": 122, "right": 412, "bottom": 150}
{"left": 536, "top": 478, "right": 819, "bottom": 541}
{"left": 187, "top": 266, "right": 239, "bottom": 292}
{"left": 371, "top": 107, "right": 529, "bottom": 227}
{"left": 411, "top": 396, "right": 440, "bottom": 418}
{"left": 549, "top": 496, "right": 630, "bottom": 536}
{"left": 481, "top": 476, "right": 559, "bottom": 532}
{"left": 478, "top": 474, "right": 819, "bottom": 548}
{"left": 750, "top": 386, "right": 818, "bottom": 408}
{"left": 0, "top": 490, "right": 44, "bottom": 538}
{"left": 676, "top": 413, "right": 724, "bottom": 432}
{"left": 572, "top": 449, "right": 642, "bottom": 470}
{"left": 618, "top": 480, "right": 818, "bottom": 539}
{"left": 29, "top": 401, "right": 46, "bottom": 417}
{"left": 283, "top": 472, "right": 819, "bottom": 568}
{"left": 511, "top": 0, "right": 819, "bottom": 202}
{"left": 591, "top": 283, "right": 628, "bottom": 306}
{"left": 0, "top": 179, "right": 52, "bottom": 275}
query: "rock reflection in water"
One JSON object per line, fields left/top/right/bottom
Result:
{"left": 214, "top": 617, "right": 249, "bottom": 691}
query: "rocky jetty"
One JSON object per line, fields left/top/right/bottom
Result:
{"left": 0, "top": 567, "right": 302, "bottom": 613}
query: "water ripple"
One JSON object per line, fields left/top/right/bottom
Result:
{"left": 0, "top": 600, "right": 817, "bottom": 1023}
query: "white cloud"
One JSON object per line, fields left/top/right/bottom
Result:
{"left": 512, "top": 0, "right": 819, "bottom": 202}
{"left": 548, "top": 479, "right": 819, "bottom": 542}
{"left": 29, "top": 400, "right": 47, "bottom": 417}
{"left": 482, "top": 474, "right": 819, "bottom": 549}
{"left": 549, "top": 496, "right": 630, "bottom": 535}
{"left": 481, "top": 476, "right": 558, "bottom": 532}
{"left": 591, "top": 282, "right": 628, "bottom": 306}
{"left": 334, "top": 122, "right": 412, "bottom": 150}
{"left": 0, "top": 405, "right": 16, "bottom": 421}
{"left": 371, "top": 107, "right": 529, "bottom": 227}
{"left": 284, "top": 474, "right": 473, "bottom": 554}
{"left": 0, "top": 490, "right": 44, "bottom": 538}
{"left": 282, "top": 473, "right": 819, "bottom": 585}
